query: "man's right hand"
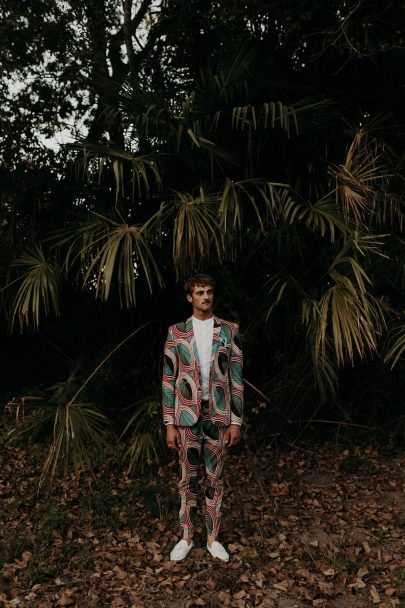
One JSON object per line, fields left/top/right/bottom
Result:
{"left": 166, "top": 425, "right": 182, "bottom": 451}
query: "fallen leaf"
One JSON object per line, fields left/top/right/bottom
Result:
{"left": 273, "top": 583, "right": 287, "bottom": 592}
{"left": 321, "top": 567, "right": 335, "bottom": 577}
{"left": 234, "top": 590, "right": 246, "bottom": 599}
{"left": 370, "top": 585, "right": 381, "bottom": 603}
{"left": 357, "top": 566, "right": 369, "bottom": 578}
{"left": 361, "top": 540, "right": 371, "bottom": 555}
{"left": 113, "top": 566, "right": 127, "bottom": 580}
{"left": 57, "top": 594, "right": 75, "bottom": 607}
{"left": 15, "top": 551, "right": 32, "bottom": 569}
{"left": 348, "top": 579, "right": 366, "bottom": 591}
{"left": 218, "top": 591, "right": 231, "bottom": 605}
{"left": 318, "top": 582, "right": 334, "bottom": 597}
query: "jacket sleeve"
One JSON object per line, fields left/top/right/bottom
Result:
{"left": 229, "top": 325, "right": 244, "bottom": 425}
{"left": 162, "top": 326, "right": 178, "bottom": 425}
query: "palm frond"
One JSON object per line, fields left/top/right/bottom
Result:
{"left": 10, "top": 244, "right": 60, "bottom": 330}
{"left": 52, "top": 213, "right": 163, "bottom": 307}
{"left": 67, "top": 143, "right": 162, "bottom": 198}
{"left": 231, "top": 101, "right": 297, "bottom": 136}
{"left": 282, "top": 192, "right": 351, "bottom": 242}
{"left": 329, "top": 235, "right": 387, "bottom": 293}
{"left": 6, "top": 324, "right": 154, "bottom": 486}
{"left": 329, "top": 130, "right": 387, "bottom": 226}
{"left": 315, "top": 278, "right": 384, "bottom": 365}
{"left": 301, "top": 298, "right": 321, "bottom": 328}
{"left": 384, "top": 321, "right": 405, "bottom": 368}
{"left": 120, "top": 395, "right": 164, "bottom": 473}
{"left": 122, "top": 432, "right": 159, "bottom": 474}
{"left": 264, "top": 275, "right": 291, "bottom": 320}
{"left": 219, "top": 179, "right": 292, "bottom": 233}
{"left": 151, "top": 189, "right": 230, "bottom": 278}
{"left": 6, "top": 390, "right": 111, "bottom": 489}
{"left": 312, "top": 344, "right": 339, "bottom": 403}
{"left": 370, "top": 191, "right": 405, "bottom": 230}
{"left": 196, "top": 44, "right": 258, "bottom": 104}
{"left": 41, "top": 402, "right": 111, "bottom": 483}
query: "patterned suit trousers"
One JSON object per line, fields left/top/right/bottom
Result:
{"left": 177, "top": 401, "right": 226, "bottom": 539}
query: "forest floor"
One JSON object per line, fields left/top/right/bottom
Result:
{"left": 0, "top": 414, "right": 404, "bottom": 608}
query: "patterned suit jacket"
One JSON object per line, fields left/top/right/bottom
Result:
{"left": 162, "top": 315, "right": 243, "bottom": 427}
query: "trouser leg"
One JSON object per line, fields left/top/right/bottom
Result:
{"left": 177, "top": 421, "right": 202, "bottom": 539}
{"left": 202, "top": 416, "right": 226, "bottom": 539}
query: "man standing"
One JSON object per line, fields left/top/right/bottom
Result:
{"left": 162, "top": 274, "right": 243, "bottom": 562}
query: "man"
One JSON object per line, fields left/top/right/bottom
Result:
{"left": 162, "top": 274, "right": 243, "bottom": 562}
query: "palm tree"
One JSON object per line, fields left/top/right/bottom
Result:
{"left": 3, "top": 37, "right": 404, "bottom": 478}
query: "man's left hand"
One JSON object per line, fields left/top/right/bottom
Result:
{"left": 223, "top": 424, "right": 242, "bottom": 448}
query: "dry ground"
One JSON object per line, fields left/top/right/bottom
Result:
{"left": 0, "top": 418, "right": 404, "bottom": 608}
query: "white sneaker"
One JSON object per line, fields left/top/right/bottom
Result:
{"left": 170, "top": 539, "right": 194, "bottom": 561}
{"left": 207, "top": 541, "right": 229, "bottom": 562}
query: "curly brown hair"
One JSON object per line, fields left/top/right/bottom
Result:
{"left": 184, "top": 274, "right": 215, "bottom": 295}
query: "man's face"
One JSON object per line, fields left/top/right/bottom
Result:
{"left": 187, "top": 283, "right": 214, "bottom": 315}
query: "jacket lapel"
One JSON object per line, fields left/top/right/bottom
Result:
{"left": 210, "top": 316, "right": 222, "bottom": 367}
{"left": 184, "top": 316, "right": 200, "bottom": 365}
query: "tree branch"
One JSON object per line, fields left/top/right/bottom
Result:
{"left": 122, "top": 0, "right": 136, "bottom": 70}
{"left": 129, "top": 0, "right": 153, "bottom": 35}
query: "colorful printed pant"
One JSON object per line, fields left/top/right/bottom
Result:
{"left": 177, "top": 401, "right": 226, "bottom": 539}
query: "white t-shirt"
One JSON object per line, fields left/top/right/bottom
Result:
{"left": 192, "top": 316, "right": 214, "bottom": 400}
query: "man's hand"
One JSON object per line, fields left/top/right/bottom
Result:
{"left": 223, "top": 424, "right": 241, "bottom": 448}
{"left": 166, "top": 425, "right": 182, "bottom": 451}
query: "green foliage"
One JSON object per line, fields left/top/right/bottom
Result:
{"left": 53, "top": 212, "right": 164, "bottom": 307}
{"left": 120, "top": 392, "right": 166, "bottom": 474}
{"left": 1, "top": 0, "right": 405, "bottom": 475}
{"left": 10, "top": 244, "right": 60, "bottom": 331}
{"left": 5, "top": 372, "right": 112, "bottom": 487}
{"left": 384, "top": 320, "right": 405, "bottom": 368}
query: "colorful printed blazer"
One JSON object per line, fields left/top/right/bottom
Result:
{"left": 162, "top": 315, "right": 244, "bottom": 427}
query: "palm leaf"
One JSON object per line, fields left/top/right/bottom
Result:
{"left": 151, "top": 189, "right": 230, "bottom": 277}
{"left": 10, "top": 244, "right": 60, "bottom": 330}
{"left": 122, "top": 432, "right": 159, "bottom": 474}
{"left": 315, "top": 279, "right": 384, "bottom": 365}
{"left": 264, "top": 275, "right": 291, "bottom": 320}
{"left": 41, "top": 402, "right": 111, "bottom": 482}
{"left": 120, "top": 395, "right": 164, "bottom": 473}
{"left": 219, "top": 179, "right": 292, "bottom": 233}
{"left": 329, "top": 130, "right": 387, "bottom": 226}
{"left": 281, "top": 191, "right": 351, "bottom": 241}
{"left": 67, "top": 143, "right": 162, "bottom": 198}
{"left": 6, "top": 323, "right": 153, "bottom": 486}
{"left": 6, "top": 384, "right": 111, "bottom": 490}
{"left": 311, "top": 340, "right": 339, "bottom": 403}
{"left": 52, "top": 213, "right": 163, "bottom": 307}
{"left": 384, "top": 321, "right": 405, "bottom": 368}
{"left": 329, "top": 235, "right": 387, "bottom": 292}
{"left": 231, "top": 101, "right": 298, "bottom": 136}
